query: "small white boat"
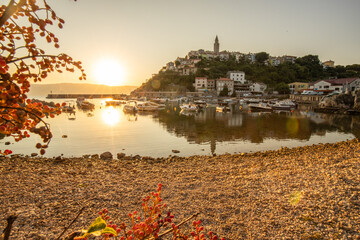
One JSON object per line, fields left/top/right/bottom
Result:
{"left": 248, "top": 102, "right": 272, "bottom": 112}
{"left": 270, "top": 100, "right": 297, "bottom": 111}
{"left": 180, "top": 103, "right": 199, "bottom": 112}
{"left": 123, "top": 101, "right": 138, "bottom": 113}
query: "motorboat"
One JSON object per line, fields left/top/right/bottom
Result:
{"left": 180, "top": 103, "right": 199, "bottom": 112}
{"left": 76, "top": 97, "right": 95, "bottom": 110}
{"left": 248, "top": 102, "right": 273, "bottom": 112}
{"left": 270, "top": 100, "right": 297, "bottom": 111}
{"left": 137, "top": 101, "right": 164, "bottom": 112}
{"left": 123, "top": 101, "right": 138, "bottom": 113}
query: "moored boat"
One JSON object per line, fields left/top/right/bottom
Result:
{"left": 180, "top": 103, "right": 199, "bottom": 112}
{"left": 76, "top": 97, "right": 95, "bottom": 110}
{"left": 248, "top": 102, "right": 273, "bottom": 112}
{"left": 123, "top": 101, "right": 138, "bottom": 113}
{"left": 137, "top": 101, "right": 164, "bottom": 111}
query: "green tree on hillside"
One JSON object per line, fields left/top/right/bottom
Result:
{"left": 255, "top": 52, "right": 270, "bottom": 64}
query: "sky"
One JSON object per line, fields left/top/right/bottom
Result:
{"left": 36, "top": 0, "right": 360, "bottom": 86}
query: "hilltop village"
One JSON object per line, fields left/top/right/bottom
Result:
{"left": 133, "top": 36, "right": 360, "bottom": 99}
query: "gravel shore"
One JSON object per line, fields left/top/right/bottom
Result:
{"left": 1, "top": 139, "right": 360, "bottom": 239}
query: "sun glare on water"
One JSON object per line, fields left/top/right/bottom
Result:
{"left": 102, "top": 106, "right": 121, "bottom": 126}
{"left": 93, "top": 58, "right": 126, "bottom": 86}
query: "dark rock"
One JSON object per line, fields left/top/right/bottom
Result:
{"left": 55, "top": 156, "right": 62, "bottom": 160}
{"left": 319, "top": 93, "right": 354, "bottom": 109}
{"left": 117, "top": 153, "right": 126, "bottom": 159}
{"left": 354, "top": 90, "right": 360, "bottom": 110}
{"left": 62, "top": 135, "right": 68, "bottom": 138}
{"left": 100, "top": 151, "right": 113, "bottom": 160}
{"left": 5, "top": 141, "right": 10, "bottom": 145}
{"left": 82, "top": 154, "right": 90, "bottom": 158}
{"left": 31, "top": 153, "right": 38, "bottom": 157}
{"left": 91, "top": 154, "right": 99, "bottom": 159}
{"left": 172, "top": 150, "right": 180, "bottom": 153}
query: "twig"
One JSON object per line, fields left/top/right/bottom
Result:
{"left": 55, "top": 206, "right": 85, "bottom": 240}
{"left": 157, "top": 212, "right": 200, "bottom": 238}
{"left": 2, "top": 215, "right": 17, "bottom": 240}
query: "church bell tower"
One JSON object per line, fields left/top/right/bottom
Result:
{"left": 214, "top": 35, "right": 219, "bottom": 55}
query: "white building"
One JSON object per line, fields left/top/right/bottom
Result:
{"left": 216, "top": 78, "right": 234, "bottom": 96}
{"left": 250, "top": 82, "right": 267, "bottom": 93}
{"left": 227, "top": 71, "right": 245, "bottom": 84}
{"left": 312, "top": 78, "right": 360, "bottom": 93}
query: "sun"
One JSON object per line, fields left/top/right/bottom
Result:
{"left": 93, "top": 58, "right": 126, "bottom": 86}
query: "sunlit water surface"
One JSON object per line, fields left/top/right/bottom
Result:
{"left": 2, "top": 99, "right": 359, "bottom": 158}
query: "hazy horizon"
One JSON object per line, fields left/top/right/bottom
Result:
{"left": 35, "top": 0, "right": 360, "bottom": 87}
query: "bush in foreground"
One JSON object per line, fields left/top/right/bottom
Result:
{"left": 70, "top": 184, "right": 224, "bottom": 240}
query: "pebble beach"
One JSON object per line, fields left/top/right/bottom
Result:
{"left": 0, "top": 139, "right": 359, "bottom": 239}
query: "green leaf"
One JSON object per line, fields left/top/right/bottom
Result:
{"left": 80, "top": 217, "right": 107, "bottom": 238}
{"left": 102, "top": 227, "right": 117, "bottom": 236}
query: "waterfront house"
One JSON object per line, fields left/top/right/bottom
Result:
{"left": 288, "top": 82, "right": 310, "bottom": 94}
{"left": 311, "top": 78, "right": 360, "bottom": 93}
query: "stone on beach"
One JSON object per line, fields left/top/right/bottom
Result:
{"left": 100, "top": 151, "right": 113, "bottom": 160}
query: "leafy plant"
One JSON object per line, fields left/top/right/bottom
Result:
{"left": 0, "top": 0, "right": 85, "bottom": 155}
{"left": 74, "top": 184, "right": 225, "bottom": 240}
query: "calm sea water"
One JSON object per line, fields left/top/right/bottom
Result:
{"left": 2, "top": 98, "right": 359, "bottom": 158}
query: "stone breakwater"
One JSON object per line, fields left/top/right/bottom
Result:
{"left": 0, "top": 139, "right": 359, "bottom": 239}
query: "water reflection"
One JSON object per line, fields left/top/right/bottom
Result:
{"left": 153, "top": 104, "right": 360, "bottom": 155}
{"left": 101, "top": 106, "right": 121, "bottom": 126}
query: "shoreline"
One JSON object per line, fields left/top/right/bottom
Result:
{"left": 1, "top": 139, "right": 359, "bottom": 239}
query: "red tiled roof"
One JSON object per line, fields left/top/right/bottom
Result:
{"left": 314, "top": 78, "right": 359, "bottom": 85}
{"left": 195, "top": 77, "right": 207, "bottom": 79}
{"left": 217, "top": 78, "right": 232, "bottom": 81}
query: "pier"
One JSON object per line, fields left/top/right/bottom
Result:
{"left": 46, "top": 93, "right": 127, "bottom": 99}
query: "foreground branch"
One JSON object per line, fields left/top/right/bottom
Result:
{"left": 56, "top": 206, "right": 86, "bottom": 240}
{"left": 1, "top": 215, "right": 17, "bottom": 240}
{"left": 157, "top": 212, "right": 200, "bottom": 238}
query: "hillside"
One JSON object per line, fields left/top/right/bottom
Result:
{"left": 135, "top": 55, "right": 360, "bottom": 93}
{"left": 28, "top": 83, "right": 138, "bottom": 97}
